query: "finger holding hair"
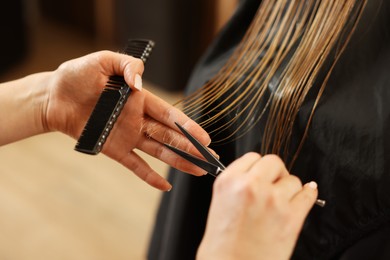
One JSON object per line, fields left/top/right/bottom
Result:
{"left": 289, "top": 181, "right": 319, "bottom": 231}
{"left": 246, "top": 154, "right": 289, "bottom": 183}
{"left": 222, "top": 152, "right": 262, "bottom": 175}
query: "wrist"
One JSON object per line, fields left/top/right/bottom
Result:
{"left": 32, "top": 72, "right": 53, "bottom": 133}
{"left": 0, "top": 72, "right": 52, "bottom": 145}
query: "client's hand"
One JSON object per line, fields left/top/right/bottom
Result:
{"left": 197, "top": 153, "right": 318, "bottom": 260}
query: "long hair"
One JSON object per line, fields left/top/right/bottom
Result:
{"left": 179, "top": 0, "right": 368, "bottom": 166}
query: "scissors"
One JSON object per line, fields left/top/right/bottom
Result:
{"left": 165, "top": 122, "right": 326, "bottom": 207}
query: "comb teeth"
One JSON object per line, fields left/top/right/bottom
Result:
{"left": 75, "top": 39, "right": 155, "bottom": 155}
{"left": 123, "top": 39, "right": 154, "bottom": 63}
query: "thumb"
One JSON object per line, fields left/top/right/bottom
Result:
{"left": 290, "top": 181, "right": 319, "bottom": 227}
{"left": 103, "top": 51, "right": 145, "bottom": 91}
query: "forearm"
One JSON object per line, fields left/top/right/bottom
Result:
{"left": 0, "top": 72, "right": 52, "bottom": 145}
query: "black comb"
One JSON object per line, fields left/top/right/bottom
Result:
{"left": 74, "top": 39, "right": 155, "bottom": 155}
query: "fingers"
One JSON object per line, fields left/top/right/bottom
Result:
{"left": 274, "top": 175, "right": 303, "bottom": 201}
{"left": 115, "top": 150, "right": 172, "bottom": 191}
{"left": 223, "top": 154, "right": 289, "bottom": 186}
{"left": 136, "top": 136, "right": 207, "bottom": 176}
{"left": 101, "top": 85, "right": 213, "bottom": 186}
{"left": 138, "top": 118, "right": 212, "bottom": 157}
{"left": 96, "top": 51, "right": 145, "bottom": 92}
{"left": 143, "top": 89, "right": 211, "bottom": 146}
{"left": 116, "top": 53, "right": 144, "bottom": 92}
{"left": 290, "top": 182, "right": 318, "bottom": 221}
{"left": 222, "top": 152, "right": 318, "bottom": 211}
{"left": 224, "top": 152, "right": 261, "bottom": 175}
{"left": 246, "top": 154, "right": 289, "bottom": 182}
{"left": 137, "top": 117, "right": 217, "bottom": 176}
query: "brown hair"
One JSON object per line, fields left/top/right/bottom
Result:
{"left": 179, "top": 0, "right": 367, "bottom": 166}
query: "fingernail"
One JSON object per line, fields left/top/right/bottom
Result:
{"left": 134, "top": 74, "right": 143, "bottom": 91}
{"left": 166, "top": 185, "right": 173, "bottom": 192}
{"left": 306, "top": 181, "right": 318, "bottom": 189}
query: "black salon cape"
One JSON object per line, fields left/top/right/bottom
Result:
{"left": 148, "top": 0, "right": 390, "bottom": 259}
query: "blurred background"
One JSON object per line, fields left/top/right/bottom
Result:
{"left": 0, "top": 0, "right": 236, "bottom": 259}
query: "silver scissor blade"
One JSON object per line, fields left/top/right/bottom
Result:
{"left": 164, "top": 143, "right": 221, "bottom": 177}
{"left": 174, "top": 122, "right": 226, "bottom": 170}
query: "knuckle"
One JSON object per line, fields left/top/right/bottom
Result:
{"left": 243, "top": 152, "right": 261, "bottom": 160}
{"left": 262, "top": 189, "right": 289, "bottom": 215}
{"left": 123, "top": 58, "right": 144, "bottom": 76}
{"left": 289, "top": 174, "right": 303, "bottom": 188}
{"left": 117, "top": 153, "right": 141, "bottom": 176}
{"left": 92, "top": 50, "right": 112, "bottom": 65}
{"left": 163, "top": 107, "right": 174, "bottom": 124}
{"left": 262, "top": 188, "right": 277, "bottom": 206}
{"left": 262, "top": 154, "right": 287, "bottom": 173}
{"left": 213, "top": 173, "right": 234, "bottom": 191}
{"left": 263, "top": 154, "right": 284, "bottom": 165}
{"left": 234, "top": 179, "right": 258, "bottom": 204}
{"left": 154, "top": 143, "right": 165, "bottom": 159}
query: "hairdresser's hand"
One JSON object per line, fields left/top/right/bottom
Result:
{"left": 197, "top": 153, "right": 318, "bottom": 260}
{"left": 44, "top": 51, "right": 211, "bottom": 191}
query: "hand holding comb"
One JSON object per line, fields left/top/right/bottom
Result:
{"left": 75, "top": 39, "right": 155, "bottom": 155}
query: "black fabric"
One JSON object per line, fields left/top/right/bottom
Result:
{"left": 148, "top": 0, "right": 390, "bottom": 259}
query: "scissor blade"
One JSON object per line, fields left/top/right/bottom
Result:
{"left": 175, "top": 122, "right": 226, "bottom": 170}
{"left": 164, "top": 143, "right": 221, "bottom": 177}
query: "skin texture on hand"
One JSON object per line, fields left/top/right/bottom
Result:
{"left": 197, "top": 153, "right": 318, "bottom": 260}
{"left": 0, "top": 51, "right": 211, "bottom": 191}
{"left": 45, "top": 51, "right": 213, "bottom": 191}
